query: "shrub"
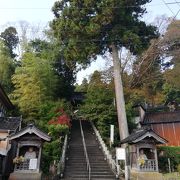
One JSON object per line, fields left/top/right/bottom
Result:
{"left": 177, "top": 164, "right": 180, "bottom": 175}
{"left": 48, "top": 108, "right": 71, "bottom": 127}
{"left": 158, "top": 146, "right": 180, "bottom": 172}
{"left": 48, "top": 124, "right": 69, "bottom": 138}
{"left": 48, "top": 108, "right": 71, "bottom": 138}
{"left": 42, "top": 139, "right": 62, "bottom": 174}
{"left": 38, "top": 101, "right": 71, "bottom": 174}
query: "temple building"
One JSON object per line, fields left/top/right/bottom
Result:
{"left": 0, "top": 83, "right": 21, "bottom": 178}
{"left": 120, "top": 127, "right": 167, "bottom": 180}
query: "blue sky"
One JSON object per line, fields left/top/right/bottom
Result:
{"left": 0, "top": 0, "right": 179, "bottom": 83}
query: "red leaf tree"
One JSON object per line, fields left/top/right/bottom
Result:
{"left": 48, "top": 109, "right": 71, "bottom": 127}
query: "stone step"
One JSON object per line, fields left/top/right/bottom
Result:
{"left": 65, "top": 162, "right": 87, "bottom": 166}
{"left": 62, "top": 120, "right": 116, "bottom": 179}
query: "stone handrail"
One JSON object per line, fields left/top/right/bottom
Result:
{"left": 58, "top": 134, "right": 68, "bottom": 177}
{"left": 90, "top": 121, "right": 120, "bottom": 178}
{"left": 79, "top": 120, "right": 91, "bottom": 180}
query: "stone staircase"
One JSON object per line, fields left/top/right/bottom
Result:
{"left": 82, "top": 121, "right": 116, "bottom": 180}
{"left": 62, "top": 120, "right": 116, "bottom": 180}
{"left": 63, "top": 120, "right": 88, "bottom": 179}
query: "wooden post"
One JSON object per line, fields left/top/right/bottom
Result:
{"left": 37, "top": 146, "right": 42, "bottom": 172}
{"left": 2, "top": 156, "right": 7, "bottom": 175}
{"left": 16, "top": 143, "right": 20, "bottom": 157}
{"left": 137, "top": 146, "right": 140, "bottom": 171}
{"left": 168, "top": 158, "right": 171, "bottom": 173}
{"left": 154, "top": 148, "right": 158, "bottom": 172}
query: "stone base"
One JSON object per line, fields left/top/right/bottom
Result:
{"left": 131, "top": 170, "right": 163, "bottom": 180}
{"left": 9, "top": 172, "right": 42, "bottom": 180}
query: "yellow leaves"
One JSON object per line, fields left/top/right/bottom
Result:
{"left": 126, "top": 87, "right": 165, "bottom": 106}
{"left": 164, "top": 62, "right": 180, "bottom": 89}
{"left": 11, "top": 52, "right": 58, "bottom": 120}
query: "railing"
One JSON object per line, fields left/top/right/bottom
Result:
{"left": 15, "top": 159, "right": 38, "bottom": 171}
{"left": 139, "top": 159, "right": 157, "bottom": 172}
{"left": 79, "top": 120, "right": 91, "bottom": 180}
{"left": 90, "top": 121, "right": 119, "bottom": 178}
{"left": 15, "top": 159, "right": 30, "bottom": 171}
{"left": 58, "top": 134, "right": 68, "bottom": 177}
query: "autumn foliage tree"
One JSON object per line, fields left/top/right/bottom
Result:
{"left": 162, "top": 20, "right": 180, "bottom": 88}
{"left": 48, "top": 109, "right": 71, "bottom": 127}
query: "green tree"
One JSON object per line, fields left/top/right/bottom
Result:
{"left": 141, "top": 20, "right": 180, "bottom": 105}
{"left": 0, "top": 26, "right": 19, "bottom": 58}
{"left": 75, "top": 78, "right": 89, "bottom": 92}
{"left": 38, "top": 99, "right": 72, "bottom": 130}
{"left": 38, "top": 99, "right": 72, "bottom": 174}
{"left": 128, "top": 20, "right": 180, "bottom": 106}
{"left": 162, "top": 20, "right": 180, "bottom": 94}
{"left": 11, "top": 52, "right": 58, "bottom": 121}
{"left": 30, "top": 38, "right": 75, "bottom": 99}
{"left": 51, "top": 0, "right": 158, "bottom": 139}
{"left": 79, "top": 71, "right": 119, "bottom": 144}
{"left": 0, "top": 40, "right": 15, "bottom": 93}
{"left": 79, "top": 71, "right": 136, "bottom": 145}
{"left": 130, "top": 39, "right": 165, "bottom": 106}
{"left": 163, "top": 83, "right": 180, "bottom": 104}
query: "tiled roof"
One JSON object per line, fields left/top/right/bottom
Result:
{"left": 120, "top": 128, "right": 147, "bottom": 144}
{"left": 120, "top": 127, "right": 167, "bottom": 144}
{"left": 9, "top": 124, "right": 51, "bottom": 141}
{"left": 142, "top": 111, "right": 180, "bottom": 124}
{"left": 0, "top": 117, "right": 21, "bottom": 131}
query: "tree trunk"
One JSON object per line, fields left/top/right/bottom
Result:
{"left": 111, "top": 43, "right": 129, "bottom": 140}
{"left": 111, "top": 44, "right": 130, "bottom": 180}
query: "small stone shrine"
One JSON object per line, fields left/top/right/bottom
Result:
{"left": 9, "top": 124, "right": 51, "bottom": 180}
{"left": 120, "top": 127, "right": 167, "bottom": 180}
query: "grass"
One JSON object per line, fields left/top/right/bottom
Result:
{"left": 163, "top": 172, "right": 180, "bottom": 180}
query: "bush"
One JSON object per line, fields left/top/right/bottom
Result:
{"left": 37, "top": 100, "right": 71, "bottom": 174}
{"left": 42, "top": 139, "right": 62, "bottom": 174}
{"left": 158, "top": 146, "right": 180, "bottom": 172}
{"left": 48, "top": 124, "right": 69, "bottom": 139}
{"left": 177, "top": 164, "right": 180, "bottom": 174}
